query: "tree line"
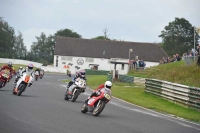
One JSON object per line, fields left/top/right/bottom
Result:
{"left": 0, "top": 17, "right": 199, "bottom": 65}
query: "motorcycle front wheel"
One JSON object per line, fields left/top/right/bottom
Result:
{"left": 17, "top": 84, "right": 26, "bottom": 96}
{"left": 93, "top": 100, "right": 106, "bottom": 116}
{"left": 71, "top": 89, "right": 79, "bottom": 102}
{"left": 0, "top": 81, "right": 3, "bottom": 89}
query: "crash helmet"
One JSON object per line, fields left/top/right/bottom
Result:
{"left": 19, "top": 66, "right": 23, "bottom": 69}
{"left": 104, "top": 81, "right": 112, "bottom": 89}
{"left": 28, "top": 64, "right": 34, "bottom": 70}
{"left": 8, "top": 62, "right": 12, "bottom": 68}
{"left": 80, "top": 69, "right": 86, "bottom": 75}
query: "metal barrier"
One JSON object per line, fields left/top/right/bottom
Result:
{"left": 119, "top": 75, "right": 134, "bottom": 83}
{"left": 85, "top": 69, "right": 110, "bottom": 75}
{"left": 145, "top": 78, "right": 200, "bottom": 110}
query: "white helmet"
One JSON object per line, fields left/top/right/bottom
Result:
{"left": 19, "top": 66, "right": 22, "bottom": 69}
{"left": 104, "top": 81, "right": 112, "bottom": 89}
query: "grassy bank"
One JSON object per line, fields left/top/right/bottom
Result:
{"left": 128, "top": 61, "right": 200, "bottom": 87}
{"left": 86, "top": 75, "right": 200, "bottom": 122}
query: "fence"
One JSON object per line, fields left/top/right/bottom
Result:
{"left": 119, "top": 75, "right": 134, "bottom": 83}
{"left": 107, "top": 74, "right": 134, "bottom": 83}
{"left": 145, "top": 78, "right": 200, "bottom": 110}
{"left": 85, "top": 69, "right": 110, "bottom": 75}
{"left": 183, "top": 55, "right": 199, "bottom": 66}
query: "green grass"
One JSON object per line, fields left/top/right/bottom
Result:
{"left": 61, "top": 79, "right": 70, "bottom": 83}
{"left": 0, "top": 63, "right": 41, "bottom": 71}
{"left": 0, "top": 63, "right": 27, "bottom": 71}
{"left": 86, "top": 75, "right": 200, "bottom": 122}
{"left": 128, "top": 60, "right": 200, "bottom": 87}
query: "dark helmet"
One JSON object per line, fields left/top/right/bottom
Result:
{"left": 28, "top": 64, "right": 34, "bottom": 70}
{"left": 80, "top": 70, "right": 86, "bottom": 75}
{"left": 8, "top": 62, "right": 12, "bottom": 68}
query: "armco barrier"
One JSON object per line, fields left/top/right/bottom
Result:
{"left": 85, "top": 69, "right": 110, "bottom": 75}
{"left": 119, "top": 75, "right": 134, "bottom": 83}
{"left": 145, "top": 78, "right": 200, "bottom": 110}
{"left": 107, "top": 74, "right": 112, "bottom": 81}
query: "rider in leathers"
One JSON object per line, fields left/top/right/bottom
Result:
{"left": 84, "top": 81, "right": 112, "bottom": 103}
{"left": 0, "top": 62, "right": 14, "bottom": 87}
{"left": 67, "top": 70, "right": 86, "bottom": 88}
{"left": 15, "top": 64, "right": 34, "bottom": 87}
{"left": 67, "top": 71, "right": 87, "bottom": 94}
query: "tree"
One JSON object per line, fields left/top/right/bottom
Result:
{"left": 92, "top": 27, "right": 111, "bottom": 40}
{"left": 13, "top": 31, "right": 27, "bottom": 59}
{"left": 0, "top": 18, "right": 16, "bottom": 58}
{"left": 31, "top": 33, "right": 55, "bottom": 64}
{"left": 92, "top": 36, "right": 110, "bottom": 40}
{"left": 159, "top": 18, "right": 200, "bottom": 56}
{"left": 54, "top": 28, "right": 82, "bottom": 38}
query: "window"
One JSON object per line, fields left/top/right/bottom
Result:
{"left": 86, "top": 58, "right": 94, "bottom": 62}
{"left": 61, "top": 56, "right": 72, "bottom": 61}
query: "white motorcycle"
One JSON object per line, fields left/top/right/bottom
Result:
{"left": 64, "top": 78, "right": 86, "bottom": 102}
{"left": 13, "top": 72, "right": 33, "bottom": 96}
{"left": 34, "top": 71, "right": 39, "bottom": 81}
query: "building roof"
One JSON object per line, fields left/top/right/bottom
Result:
{"left": 55, "top": 37, "right": 168, "bottom": 62}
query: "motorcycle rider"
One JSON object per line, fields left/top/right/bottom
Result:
{"left": 0, "top": 62, "right": 14, "bottom": 87}
{"left": 67, "top": 70, "right": 86, "bottom": 88}
{"left": 15, "top": 64, "right": 34, "bottom": 87}
{"left": 35, "top": 67, "right": 41, "bottom": 76}
{"left": 67, "top": 70, "right": 87, "bottom": 94}
{"left": 84, "top": 81, "right": 112, "bottom": 103}
{"left": 14, "top": 66, "right": 23, "bottom": 83}
{"left": 40, "top": 68, "right": 45, "bottom": 77}
{"left": 18, "top": 66, "right": 23, "bottom": 73}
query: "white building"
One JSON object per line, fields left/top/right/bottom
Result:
{"left": 54, "top": 37, "right": 168, "bottom": 74}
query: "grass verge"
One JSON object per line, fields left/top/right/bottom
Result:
{"left": 86, "top": 75, "right": 200, "bottom": 123}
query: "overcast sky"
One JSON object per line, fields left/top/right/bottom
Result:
{"left": 0, "top": 0, "right": 200, "bottom": 51}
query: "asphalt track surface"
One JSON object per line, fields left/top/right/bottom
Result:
{"left": 0, "top": 73, "right": 200, "bottom": 133}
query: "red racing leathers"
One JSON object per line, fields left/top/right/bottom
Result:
{"left": 0, "top": 65, "right": 14, "bottom": 86}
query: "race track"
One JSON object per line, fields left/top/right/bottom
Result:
{"left": 0, "top": 74, "right": 200, "bottom": 133}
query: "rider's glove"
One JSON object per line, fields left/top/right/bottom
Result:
{"left": 96, "top": 91, "right": 100, "bottom": 95}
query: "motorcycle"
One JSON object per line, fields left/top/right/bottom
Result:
{"left": 0, "top": 70, "right": 10, "bottom": 89}
{"left": 13, "top": 72, "right": 33, "bottom": 96}
{"left": 40, "top": 71, "right": 44, "bottom": 79}
{"left": 35, "top": 71, "right": 39, "bottom": 81}
{"left": 81, "top": 88, "right": 111, "bottom": 116}
{"left": 64, "top": 78, "right": 86, "bottom": 102}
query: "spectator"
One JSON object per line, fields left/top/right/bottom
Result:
{"left": 162, "top": 57, "right": 167, "bottom": 64}
{"left": 166, "top": 57, "right": 171, "bottom": 63}
{"left": 132, "top": 60, "right": 137, "bottom": 69}
{"left": 176, "top": 54, "right": 181, "bottom": 61}
{"left": 197, "top": 44, "right": 200, "bottom": 56}
{"left": 139, "top": 59, "right": 145, "bottom": 69}
{"left": 170, "top": 55, "right": 176, "bottom": 62}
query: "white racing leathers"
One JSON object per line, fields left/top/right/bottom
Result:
{"left": 68, "top": 78, "right": 86, "bottom": 94}
{"left": 20, "top": 67, "right": 34, "bottom": 85}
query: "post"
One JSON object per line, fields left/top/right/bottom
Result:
{"left": 129, "top": 49, "right": 132, "bottom": 70}
{"left": 194, "top": 27, "right": 196, "bottom": 61}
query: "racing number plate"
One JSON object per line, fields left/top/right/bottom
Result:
{"left": 104, "top": 94, "right": 111, "bottom": 100}
{"left": 2, "top": 73, "right": 9, "bottom": 78}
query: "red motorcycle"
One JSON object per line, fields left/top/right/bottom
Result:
{"left": 81, "top": 88, "right": 111, "bottom": 116}
{"left": 0, "top": 70, "right": 10, "bottom": 88}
